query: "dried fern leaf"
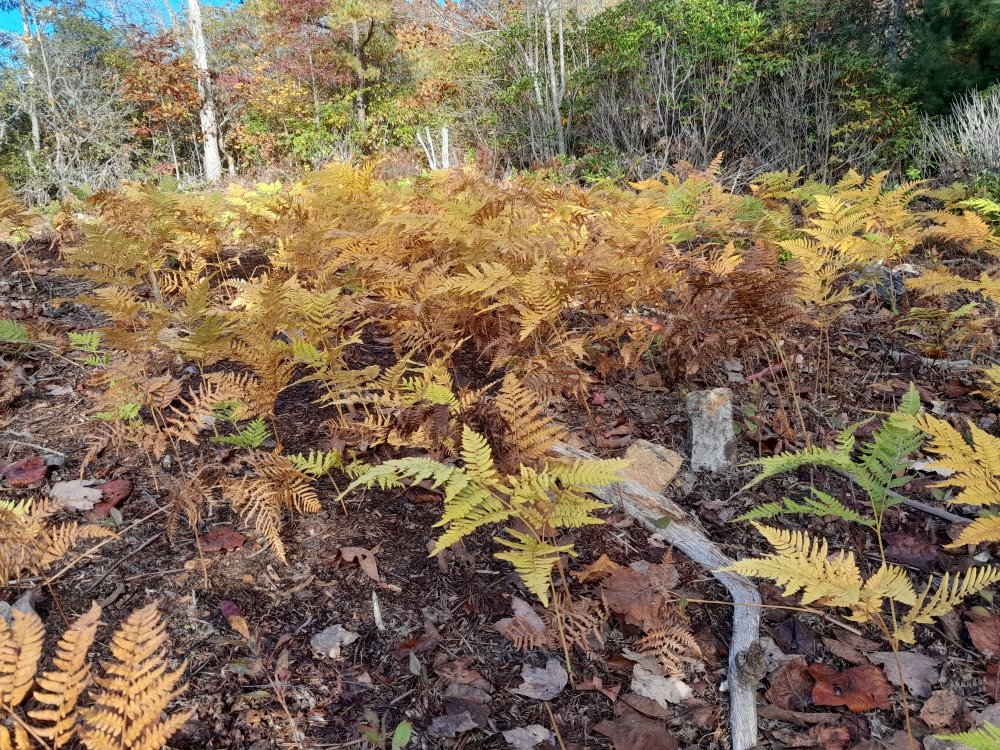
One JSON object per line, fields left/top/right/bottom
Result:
{"left": 28, "top": 602, "right": 102, "bottom": 748}
{"left": 0, "top": 607, "right": 45, "bottom": 709}
{"left": 78, "top": 602, "right": 193, "bottom": 750}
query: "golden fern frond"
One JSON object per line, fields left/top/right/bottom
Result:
{"left": 28, "top": 603, "right": 102, "bottom": 748}
{"left": 902, "top": 413, "right": 1000, "bottom": 521}
{"left": 722, "top": 522, "right": 863, "bottom": 607}
{"left": 78, "top": 602, "right": 193, "bottom": 750}
{"left": 493, "top": 530, "right": 576, "bottom": 606}
{"left": 545, "top": 593, "right": 608, "bottom": 661}
{"left": 39, "top": 523, "right": 116, "bottom": 568}
{"left": 495, "top": 373, "right": 565, "bottom": 464}
{"left": 0, "top": 608, "right": 45, "bottom": 709}
{"left": 226, "top": 479, "right": 286, "bottom": 562}
{"left": 897, "top": 567, "right": 1000, "bottom": 643}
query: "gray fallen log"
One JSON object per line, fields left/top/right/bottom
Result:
{"left": 553, "top": 442, "right": 761, "bottom": 750}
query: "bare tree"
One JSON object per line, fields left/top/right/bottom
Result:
{"left": 188, "top": 0, "right": 222, "bottom": 181}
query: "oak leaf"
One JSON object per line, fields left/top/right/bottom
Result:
{"left": 1, "top": 456, "right": 46, "bottom": 486}
{"left": 809, "top": 663, "right": 892, "bottom": 712}
{"left": 601, "top": 561, "right": 679, "bottom": 631}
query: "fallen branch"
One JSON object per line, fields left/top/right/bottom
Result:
{"left": 553, "top": 442, "right": 762, "bottom": 750}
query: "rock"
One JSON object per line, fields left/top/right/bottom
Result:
{"left": 0, "top": 591, "right": 37, "bottom": 627}
{"left": 685, "top": 388, "right": 736, "bottom": 473}
{"left": 623, "top": 440, "right": 684, "bottom": 494}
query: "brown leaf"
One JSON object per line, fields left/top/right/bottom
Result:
{"left": 693, "top": 629, "right": 727, "bottom": 666}
{"left": 1, "top": 456, "right": 46, "bottom": 487}
{"left": 832, "top": 631, "right": 881, "bottom": 653}
{"left": 199, "top": 526, "right": 247, "bottom": 553}
{"left": 986, "top": 662, "right": 1000, "bottom": 702}
{"left": 339, "top": 547, "right": 380, "bottom": 582}
{"left": 766, "top": 657, "right": 815, "bottom": 711}
{"left": 434, "top": 658, "right": 485, "bottom": 686}
{"left": 578, "top": 675, "right": 621, "bottom": 702}
{"left": 676, "top": 698, "right": 720, "bottom": 729}
{"left": 809, "top": 663, "right": 892, "bottom": 712}
{"left": 771, "top": 725, "right": 851, "bottom": 750}
{"left": 618, "top": 692, "right": 673, "bottom": 720}
{"left": 601, "top": 561, "right": 680, "bottom": 631}
{"left": 573, "top": 553, "right": 620, "bottom": 583}
{"left": 868, "top": 651, "right": 941, "bottom": 699}
{"left": 821, "top": 636, "right": 869, "bottom": 666}
{"left": 773, "top": 618, "right": 823, "bottom": 659}
{"left": 594, "top": 434, "right": 634, "bottom": 450}
{"left": 943, "top": 378, "right": 971, "bottom": 398}
{"left": 919, "top": 690, "right": 973, "bottom": 732}
{"left": 883, "top": 531, "right": 941, "bottom": 573}
{"left": 84, "top": 479, "right": 133, "bottom": 520}
{"left": 635, "top": 372, "right": 666, "bottom": 391}
{"left": 594, "top": 707, "right": 678, "bottom": 750}
{"left": 513, "top": 658, "right": 567, "bottom": 700}
{"left": 968, "top": 616, "right": 1000, "bottom": 657}
{"left": 604, "top": 422, "right": 637, "bottom": 438}
{"left": 390, "top": 622, "right": 441, "bottom": 660}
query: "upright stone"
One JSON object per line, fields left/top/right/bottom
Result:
{"left": 686, "top": 388, "right": 736, "bottom": 473}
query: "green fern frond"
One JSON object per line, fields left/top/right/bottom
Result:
{"left": 68, "top": 330, "right": 101, "bottom": 352}
{"left": 211, "top": 417, "right": 271, "bottom": 450}
{"left": 288, "top": 449, "right": 343, "bottom": 477}
{"left": 936, "top": 723, "right": 1000, "bottom": 750}
{"left": 0, "top": 320, "right": 28, "bottom": 342}
{"left": 736, "top": 490, "right": 874, "bottom": 526}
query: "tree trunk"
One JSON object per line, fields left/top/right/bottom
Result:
{"left": 188, "top": 0, "right": 222, "bottom": 182}
{"left": 18, "top": 0, "right": 40, "bottom": 152}
{"left": 351, "top": 20, "right": 366, "bottom": 124}
{"left": 543, "top": 0, "right": 564, "bottom": 155}
{"left": 888, "top": 0, "right": 903, "bottom": 67}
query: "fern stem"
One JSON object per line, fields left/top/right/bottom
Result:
{"left": 550, "top": 580, "right": 576, "bottom": 691}
{"left": 543, "top": 700, "right": 568, "bottom": 750}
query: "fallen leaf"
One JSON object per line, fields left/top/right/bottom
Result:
{"left": 513, "top": 659, "right": 568, "bottom": 700}
{"left": 631, "top": 664, "right": 691, "bottom": 708}
{"left": 594, "top": 434, "right": 634, "bottom": 450}
{"left": 968, "top": 616, "right": 1000, "bottom": 657}
{"left": 96, "top": 478, "right": 133, "bottom": 505}
{"left": 757, "top": 705, "right": 842, "bottom": 726}
{"left": 986, "top": 662, "right": 1000, "bottom": 702}
{"left": 766, "top": 657, "right": 815, "bottom": 711}
{"left": 503, "top": 725, "right": 554, "bottom": 750}
{"left": 635, "top": 372, "right": 666, "bottom": 391}
{"left": 594, "top": 707, "right": 678, "bottom": 750}
{"left": 759, "top": 635, "right": 799, "bottom": 672}
{"left": 445, "top": 683, "right": 491, "bottom": 703}
{"left": 821, "top": 636, "right": 869, "bottom": 666}
{"left": 771, "top": 725, "right": 851, "bottom": 750}
{"left": 677, "top": 698, "right": 720, "bottom": 729}
{"left": 435, "top": 658, "right": 486, "bottom": 686}
{"left": 578, "top": 675, "right": 621, "bottom": 702}
{"left": 390, "top": 621, "right": 441, "bottom": 659}
{"left": 428, "top": 711, "right": 479, "bottom": 739}
{"left": 920, "top": 690, "right": 972, "bottom": 732}
{"left": 198, "top": 526, "right": 246, "bottom": 553}
{"left": 573, "top": 553, "right": 620, "bottom": 583}
{"left": 1, "top": 456, "right": 47, "bottom": 487}
{"left": 592, "top": 391, "right": 608, "bottom": 406}
{"left": 833, "top": 631, "right": 882, "bottom": 653}
{"left": 973, "top": 703, "right": 1000, "bottom": 727}
{"left": 773, "top": 618, "right": 823, "bottom": 660}
{"left": 310, "top": 624, "right": 360, "bottom": 659}
{"left": 693, "top": 629, "right": 727, "bottom": 666}
{"left": 220, "top": 601, "right": 250, "bottom": 640}
{"left": 49, "top": 479, "right": 103, "bottom": 510}
{"left": 338, "top": 547, "right": 380, "bottom": 582}
{"left": 619, "top": 691, "right": 672, "bottom": 719}
{"left": 809, "top": 663, "right": 892, "bottom": 711}
{"left": 883, "top": 531, "right": 941, "bottom": 573}
{"left": 601, "top": 560, "right": 679, "bottom": 631}
{"left": 868, "top": 651, "right": 941, "bottom": 699}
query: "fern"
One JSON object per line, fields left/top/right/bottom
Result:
{"left": 0, "top": 320, "right": 28, "bottom": 343}
{"left": 936, "top": 723, "right": 1000, "bottom": 750}
{"left": 68, "top": 331, "right": 101, "bottom": 352}
{"left": 734, "top": 489, "right": 874, "bottom": 527}
{"left": 211, "top": 417, "right": 271, "bottom": 450}
{"left": 744, "top": 385, "right": 922, "bottom": 524}
{"left": 901, "top": 412, "right": 1000, "bottom": 548}
{"left": 723, "top": 522, "right": 1000, "bottom": 644}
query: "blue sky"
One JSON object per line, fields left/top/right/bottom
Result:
{"left": 0, "top": 0, "right": 235, "bottom": 36}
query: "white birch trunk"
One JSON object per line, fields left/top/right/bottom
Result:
{"left": 188, "top": 0, "right": 222, "bottom": 182}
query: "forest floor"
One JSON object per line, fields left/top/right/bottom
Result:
{"left": 3, "top": 235, "right": 1000, "bottom": 750}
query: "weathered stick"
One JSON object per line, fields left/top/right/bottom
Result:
{"left": 553, "top": 442, "right": 761, "bottom": 750}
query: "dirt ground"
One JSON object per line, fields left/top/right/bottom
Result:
{"left": 3, "top": 236, "right": 1000, "bottom": 750}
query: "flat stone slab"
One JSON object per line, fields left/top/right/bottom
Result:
{"left": 623, "top": 439, "right": 684, "bottom": 494}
